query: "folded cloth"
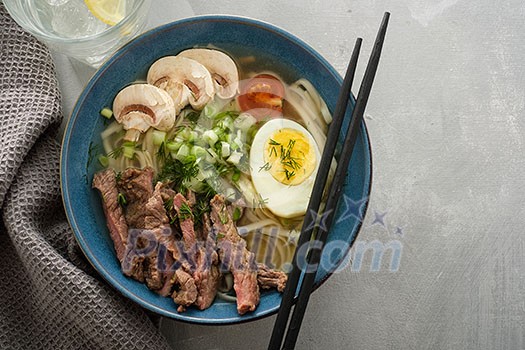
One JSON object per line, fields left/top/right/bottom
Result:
{"left": 0, "top": 4, "right": 172, "bottom": 350}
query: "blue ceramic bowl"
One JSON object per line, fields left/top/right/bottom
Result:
{"left": 61, "top": 15, "right": 372, "bottom": 324}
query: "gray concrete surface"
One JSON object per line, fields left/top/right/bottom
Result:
{"left": 56, "top": 0, "right": 525, "bottom": 349}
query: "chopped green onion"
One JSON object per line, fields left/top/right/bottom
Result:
{"left": 166, "top": 141, "right": 182, "bottom": 152}
{"left": 120, "top": 141, "right": 136, "bottom": 159}
{"left": 203, "top": 130, "right": 219, "bottom": 147}
{"left": 191, "top": 145, "right": 207, "bottom": 159}
{"left": 189, "top": 131, "right": 198, "bottom": 143}
{"left": 227, "top": 151, "right": 243, "bottom": 165}
{"left": 232, "top": 207, "right": 242, "bottom": 221}
{"left": 100, "top": 108, "right": 113, "bottom": 119}
{"left": 218, "top": 116, "right": 234, "bottom": 130}
{"left": 220, "top": 141, "right": 231, "bottom": 158}
{"left": 203, "top": 104, "right": 217, "bottom": 118}
{"left": 177, "top": 128, "right": 192, "bottom": 141}
{"left": 152, "top": 130, "right": 166, "bottom": 146}
{"left": 176, "top": 144, "right": 190, "bottom": 161}
{"left": 123, "top": 145, "right": 135, "bottom": 159}
{"left": 231, "top": 169, "right": 240, "bottom": 182}
{"left": 98, "top": 155, "right": 109, "bottom": 167}
{"left": 122, "top": 141, "right": 136, "bottom": 148}
{"left": 234, "top": 113, "right": 257, "bottom": 132}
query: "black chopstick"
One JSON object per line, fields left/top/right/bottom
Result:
{"left": 280, "top": 12, "right": 390, "bottom": 350}
{"left": 267, "top": 37, "right": 363, "bottom": 350}
{"left": 268, "top": 12, "right": 390, "bottom": 350}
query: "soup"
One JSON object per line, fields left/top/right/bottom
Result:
{"left": 92, "top": 47, "right": 332, "bottom": 315}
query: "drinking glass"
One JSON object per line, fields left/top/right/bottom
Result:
{"left": 3, "top": 0, "right": 152, "bottom": 67}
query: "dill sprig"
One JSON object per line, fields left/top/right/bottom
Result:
{"left": 156, "top": 158, "right": 199, "bottom": 193}
{"left": 179, "top": 202, "right": 194, "bottom": 221}
{"left": 259, "top": 162, "right": 272, "bottom": 172}
{"left": 107, "top": 146, "right": 123, "bottom": 159}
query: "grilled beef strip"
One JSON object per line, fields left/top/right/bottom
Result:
{"left": 117, "top": 167, "right": 155, "bottom": 283}
{"left": 92, "top": 169, "right": 128, "bottom": 263}
{"left": 194, "top": 212, "right": 220, "bottom": 310}
{"left": 210, "top": 195, "right": 260, "bottom": 315}
{"left": 172, "top": 269, "right": 198, "bottom": 313}
{"left": 141, "top": 183, "right": 173, "bottom": 290}
{"left": 163, "top": 193, "right": 198, "bottom": 309}
{"left": 172, "top": 193, "right": 221, "bottom": 310}
{"left": 117, "top": 167, "right": 154, "bottom": 228}
{"left": 257, "top": 263, "right": 287, "bottom": 292}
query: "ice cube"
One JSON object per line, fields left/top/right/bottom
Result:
{"left": 51, "top": 0, "right": 108, "bottom": 38}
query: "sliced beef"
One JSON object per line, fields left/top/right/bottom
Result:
{"left": 194, "top": 213, "right": 220, "bottom": 310}
{"left": 210, "top": 195, "right": 259, "bottom": 315}
{"left": 92, "top": 169, "right": 128, "bottom": 263}
{"left": 172, "top": 269, "right": 198, "bottom": 313}
{"left": 163, "top": 192, "right": 199, "bottom": 309}
{"left": 257, "top": 263, "right": 287, "bottom": 292}
{"left": 171, "top": 193, "right": 220, "bottom": 310}
{"left": 185, "top": 189, "right": 197, "bottom": 207}
{"left": 121, "top": 230, "right": 148, "bottom": 282}
{"left": 118, "top": 167, "right": 154, "bottom": 228}
{"left": 139, "top": 184, "right": 171, "bottom": 290}
{"left": 119, "top": 177, "right": 178, "bottom": 290}
{"left": 172, "top": 193, "right": 197, "bottom": 246}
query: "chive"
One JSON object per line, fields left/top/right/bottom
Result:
{"left": 100, "top": 108, "right": 113, "bottom": 119}
{"left": 269, "top": 139, "right": 280, "bottom": 146}
{"left": 98, "top": 155, "right": 109, "bottom": 167}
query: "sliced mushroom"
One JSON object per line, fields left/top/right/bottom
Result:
{"left": 147, "top": 56, "right": 215, "bottom": 111}
{"left": 113, "top": 84, "right": 176, "bottom": 142}
{"left": 178, "top": 48, "right": 239, "bottom": 99}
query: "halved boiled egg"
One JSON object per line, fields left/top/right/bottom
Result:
{"left": 250, "top": 118, "right": 321, "bottom": 218}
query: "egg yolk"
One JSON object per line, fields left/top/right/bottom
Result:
{"left": 262, "top": 128, "right": 317, "bottom": 185}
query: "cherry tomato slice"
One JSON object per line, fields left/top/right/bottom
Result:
{"left": 237, "top": 74, "right": 285, "bottom": 119}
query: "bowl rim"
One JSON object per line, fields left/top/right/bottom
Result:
{"left": 60, "top": 14, "right": 373, "bottom": 324}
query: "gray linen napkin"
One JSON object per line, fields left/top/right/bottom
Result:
{"left": 0, "top": 4, "right": 172, "bottom": 349}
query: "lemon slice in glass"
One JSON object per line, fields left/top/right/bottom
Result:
{"left": 84, "top": 0, "right": 126, "bottom": 26}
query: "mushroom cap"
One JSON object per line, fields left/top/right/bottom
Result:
{"left": 147, "top": 56, "right": 215, "bottom": 111}
{"left": 112, "top": 84, "right": 176, "bottom": 134}
{"left": 177, "top": 49, "right": 239, "bottom": 100}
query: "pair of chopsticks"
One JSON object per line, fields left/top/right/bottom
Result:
{"left": 268, "top": 12, "right": 390, "bottom": 350}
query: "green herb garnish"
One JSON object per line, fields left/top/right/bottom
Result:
{"left": 259, "top": 162, "right": 272, "bottom": 172}
{"left": 117, "top": 193, "right": 127, "bottom": 206}
{"left": 179, "top": 202, "right": 194, "bottom": 221}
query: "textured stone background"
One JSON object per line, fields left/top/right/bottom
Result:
{"left": 56, "top": 0, "right": 525, "bottom": 349}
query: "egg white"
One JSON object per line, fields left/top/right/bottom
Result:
{"left": 249, "top": 118, "right": 321, "bottom": 218}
